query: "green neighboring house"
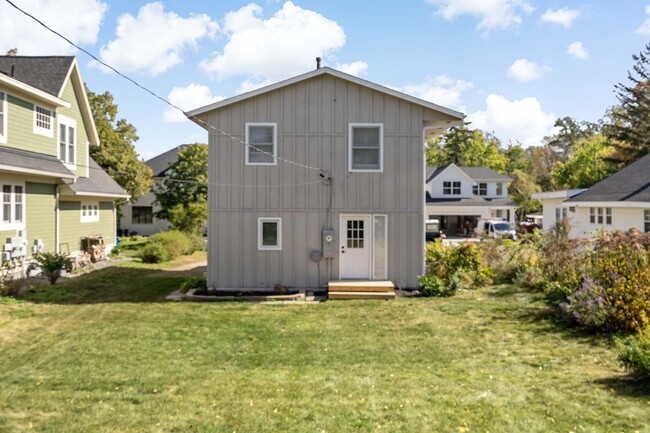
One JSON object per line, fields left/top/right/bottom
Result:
{"left": 0, "top": 55, "right": 129, "bottom": 265}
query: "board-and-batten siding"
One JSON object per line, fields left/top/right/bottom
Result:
{"left": 204, "top": 75, "right": 448, "bottom": 289}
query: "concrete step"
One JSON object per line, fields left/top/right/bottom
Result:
{"left": 328, "top": 280, "right": 395, "bottom": 293}
{"left": 328, "top": 291, "right": 396, "bottom": 300}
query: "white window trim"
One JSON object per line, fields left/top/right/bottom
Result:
{"left": 443, "top": 181, "right": 461, "bottom": 196}
{"left": 0, "top": 180, "right": 26, "bottom": 231}
{"left": 58, "top": 115, "right": 77, "bottom": 169}
{"left": 258, "top": 217, "right": 282, "bottom": 250}
{"left": 33, "top": 105, "right": 54, "bottom": 137}
{"left": 245, "top": 122, "right": 277, "bottom": 166}
{"left": 80, "top": 201, "right": 100, "bottom": 223}
{"left": 348, "top": 123, "right": 384, "bottom": 173}
{"left": 589, "top": 207, "right": 612, "bottom": 226}
{"left": 0, "top": 91, "right": 7, "bottom": 144}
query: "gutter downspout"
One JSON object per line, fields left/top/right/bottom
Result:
{"left": 55, "top": 184, "right": 63, "bottom": 253}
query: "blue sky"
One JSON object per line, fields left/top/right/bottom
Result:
{"left": 1, "top": 0, "right": 648, "bottom": 159}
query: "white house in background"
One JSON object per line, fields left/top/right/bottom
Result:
{"left": 533, "top": 153, "right": 650, "bottom": 238}
{"left": 531, "top": 189, "right": 586, "bottom": 231}
{"left": 120, "top": 145, "right": 189, "bottom": 236}
{"left": 426, "top": 164, "right": 517, "bottom": 236}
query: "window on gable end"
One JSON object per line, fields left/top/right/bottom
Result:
{"left": 34, "top": 105, "right": 53, "bottom": 137}
{"left": 246, "top": 123, "right": 276, "bottom": 165}
{"left": 349, "top": 124, "right": 383, "bottom": 172}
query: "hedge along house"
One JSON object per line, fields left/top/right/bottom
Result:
{"left": 0, "top": 56, "right": 129, "bottom": 267}
{"left": 187, "top": 65, "right": 464, "bottom": 293}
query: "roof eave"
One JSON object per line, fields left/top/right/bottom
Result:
{"left": 186, "top": 67, "right": 465, "bottom": 121}
{"left": 0, "top": 73, "right": 71, "bottom": 108}
{"left": 0, "top": 164, "right": 77, "bottom": 180}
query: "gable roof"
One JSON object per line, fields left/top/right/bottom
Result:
{"left": 66, "top": 158, "right": 130, "bottom": 199}
{"left": 146, "top": 145, "right": 190, "bottom": 177}
{"left": 187, "top": 67, "right": 465, "bottom": 121}
{"left": 0, "top": 145, "right": 76, "bottom": 179}
{"left": 426, "top": 165, "right": 511, "bottom": 183}
{"left": 0, "top": 56, "right": 74, "bottom": 97}
{"left": 567, "top": 153, "right": 650, "bottom": 203}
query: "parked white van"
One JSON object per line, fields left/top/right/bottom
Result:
{"left": 475, "top": 219, "right": 518, "bottom": 240}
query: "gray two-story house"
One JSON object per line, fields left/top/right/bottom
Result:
{"left": 187, "top": 66, "right": 464, "bottom": 291}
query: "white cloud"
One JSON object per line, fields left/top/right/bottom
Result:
{"left": 635, "top": 6, "right": 650, "bottom": 35}
{"left": 100, "top": 2, "right": 218, "bottom": 76}
{"left": 394, "top": 76, "right": 473, "bottom": 111}
{"left": 201, "top": 1, "right": 363, "bottom": 83}
{"left": 567, "top": 41, "right": 589, "bottom": 60}
{"left": 540, "top": 7, "right": 580, "bottom": 28}
{"left": 469, "top": 94, "right": 556, "bottom": 147}
{"left": 165, "top": 84, "right": 225, "bottom": 122}
{"left": 0, "top": 0, "right": 107, "bottom": 55}
{"left": 335, "top": 61, "right": 369, "bottom": 77}
{"left": 427, "top": 0, "right": 533, "bottom": 31}
{"left": 507, "top": 59, "right": 551, "bottom": 82}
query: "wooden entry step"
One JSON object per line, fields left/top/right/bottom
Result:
{"left": 328, "top": 280, "right": 396, "bottom": 300}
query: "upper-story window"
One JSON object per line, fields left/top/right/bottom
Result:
{"left": 33, "top": 105, "right": 53, "bottom": 137}
{"left": 0, "top": 91, "right": 6, "bottom": 144}
{"left": 443, "top": 181, "right": 461, "bottom": 195}
{"left": 473, "top": 183, "right": 487, "bottom": 196}
{"left": 349, "top": 124, "right": 383, "bottom": 172}
{"left": 58, "top": 115, "right": 76, "bottom": 166}
{"left": 245, "top": 123, "right": 276, "bottom": 165}
{"left": 496, "top": 182, "right": 504, "bottom": 196}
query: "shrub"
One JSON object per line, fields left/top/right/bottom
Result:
{"left": 559, "top": 278, "right": 610, "bottom": 330}
{"left": 180, "top": 275, "right": 207, "bottom": 293}
{"left": 33, "top": 252, "right": 73, "bottom": 285}
{"left": 418, "top": 275, "right": 453, "bottom": 297}
{"left": 592, "top": 229, "right": 650, "bottom": 332}
{"left": 148, "top": 230, "right": 193, "bottom": 260}
{"left": 615, "top": 327, "right": 650, "bottom": 377}
{"left": 138, "top": 242, "right": 170, "bottom": 264}
{"left": 186, "top": 232, "right": 205, "bottom": 253}
{"left": 478, "top": 235, "right": 543, "bottom": 287}
{"left": 425, "top": 241, "right": 488, "bottom": 293}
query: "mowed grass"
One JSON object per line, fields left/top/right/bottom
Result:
{"left": 0, "top": 269, "right": 648, "bottom": 432}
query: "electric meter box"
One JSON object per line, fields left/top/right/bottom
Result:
{"left": 322, "top": 229, "right": 335, "bottom": 259}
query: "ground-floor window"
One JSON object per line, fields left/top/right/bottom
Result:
{"left": 645, "top": 210, "right": 650, "bottom": 232}
{"left": 1, "top": 183, "right": 25, "bottom": 228}
{"left": 590, "top": 207, "right": 612, "bottom": 225}
{"left": 132, "top": 206, "right": 153, "bottom": 224}
{"left": 81, "top": 201, "right": 100, "bottom": 223}
{"left": 555, "top": 207, "right": 568, "bottom": 222}
{"left": 258, "top": 217, "right": 281, "bottom": 250}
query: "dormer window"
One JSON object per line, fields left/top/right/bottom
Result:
{"left": 443, "top": 181, "right": 461, "bottom": 195}
{"left": 472, "top": 183, "right": 487, "bottom": 196}
{"left": 34, "top": 105, "right": 53, "bottom": 137}
{"left": 496, "top": 182, "right": 503, "bottom": 196}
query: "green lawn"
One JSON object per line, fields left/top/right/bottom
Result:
{"left": 0, "top": 266, "right": 648, "bottom": 432}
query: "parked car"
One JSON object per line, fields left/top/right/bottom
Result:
{"left": 475, "top": 219, "right": 518, "bottom": 240}
{"left": 425, "top": 219, "right": 446, "bottom": 242}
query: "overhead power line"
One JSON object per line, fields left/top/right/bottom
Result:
{"left": 3, "top": 0, "right": 324, "bottom": 174}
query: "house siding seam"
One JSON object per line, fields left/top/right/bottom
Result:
{"left": 203, "top": 75, "right": 451, "bottom": 289}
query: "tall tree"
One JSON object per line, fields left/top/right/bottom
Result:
{"left": 426, "top": 126, "right": 508, "bottom": 173}
{"left": 544, "top": 116, "right": 599, "bottom": 161}
{"left": 87, "top": 89, "right": 152, "bottom": 201}
{"left": 154, "top": 143, "right": 208, "bottom": 233}
{"left": 551, "top": 134, "right": 617, "bottom": 189}
{"left": 606, "top": 43, "right": 650, "bottom": 164}
{"left": 508, "top": 169, "right": 542, "bottom": 221}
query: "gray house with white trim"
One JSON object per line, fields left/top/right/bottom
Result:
{"left": 187, "top": 66, "right": 464, "bottom": 290}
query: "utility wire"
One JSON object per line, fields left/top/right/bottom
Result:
{"left": 4, "top": 0, "right": 324, "bottom": 174}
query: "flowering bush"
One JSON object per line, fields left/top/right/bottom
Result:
{"left": 559, "top": 279, "right": 610, "bottom": 330}
{"left": 424, "top": 241, "right": 489, "bottom": 295}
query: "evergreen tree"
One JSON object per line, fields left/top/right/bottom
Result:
{"left": 606, "top": 43, "right": 650, "bottom": 164}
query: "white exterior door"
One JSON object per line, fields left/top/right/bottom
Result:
{"left": 340, "top": 215, "right": 371, "bottom": 279}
